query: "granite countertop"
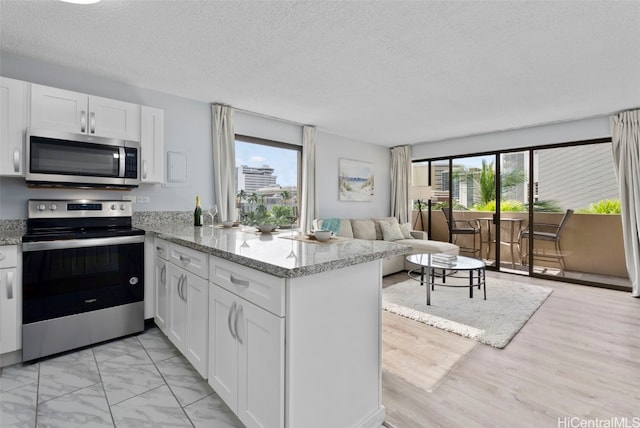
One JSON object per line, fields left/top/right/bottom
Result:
{"left": 138, "top": 223, "right": 412, "bottom": 278}
{"left": 0, "top": 220, "right": 26, "bottom": 245}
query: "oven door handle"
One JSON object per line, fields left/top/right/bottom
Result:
{"left": 22, "top": 235, "right": 145, "bottom": 252}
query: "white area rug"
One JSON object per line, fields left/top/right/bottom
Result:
{"left": 382, "top": 277, "right": 553, "bottom": 348}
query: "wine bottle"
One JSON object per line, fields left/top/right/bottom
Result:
{"left": 194, "top": 196, "right": 203, "bottom": 226}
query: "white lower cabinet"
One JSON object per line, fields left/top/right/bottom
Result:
{"left": 152, "top": 239, "right": 209, "bottom": 378}
{"left": 0, "top": 245, "right": 21, "bottom": 359}
{"left": 153, "top": 238, "right": 170, "bottom": 334}
{"left": 166, "top": 262, "right": 208, "bottom": 377}
{"left": 209, "top": 284, "right": 284, "bottom": 428}
{"left": 154, "top": 255, "right": 168, "bottom": 334}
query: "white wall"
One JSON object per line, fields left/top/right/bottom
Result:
{"left": 411, "top": 116, "right": 611, "bottom": 160}
{"left": 0, "top": 53, "right": 213, "bottom": 219}
{"left": 316, "top": 130, "right": 391, "bottom": 219}
{"left": 0, "top": 53, "right": 391, "bottom": 220}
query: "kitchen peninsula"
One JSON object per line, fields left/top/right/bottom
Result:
{"left": 140, "top": 221, "right": 411, "bottom": 428}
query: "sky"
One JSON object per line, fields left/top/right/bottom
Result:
{"left": 235, "top": 141, "right": 298, "bottom": 187}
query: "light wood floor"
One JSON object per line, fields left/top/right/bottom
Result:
{"left": 381, "top": 271, "right": 640, "bottom": 428}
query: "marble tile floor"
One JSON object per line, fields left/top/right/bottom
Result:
{"left": 0, "top": 327, "right": 245, "bottom": 428}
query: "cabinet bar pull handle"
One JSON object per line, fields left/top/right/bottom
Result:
{"left": 179, "top": 255, "right": 191, "bottom": 263}
{"left": 90, "top": 112, "right": 96, "bottom": 134}
{"left": 142, "top": 160, "right": 148, "bottom": 180}
{"left": 7, "top": 271, "right": 14, "bottom": 300}
{"left": 177, "top": 274, "right": 183, "bottom": 300}
{"left": 181, "top": 275, "right": 186, "bottom": 301}
{"left": 230, "top": 275, "right": 250, "bottom": 287}
{"left": 81, "top": 110, "right": 87, "bottom": 133}
{"left": 13, "top": 148, "right": 20, "bottom": 173}
{"left": 182, "top": 275, "right": 187, "bottom": 302}
{"left": 228, "top": 301, "right": 237, "bottom": 340}
{"left": 160, "top": 264, "right": 166, "bottom": 286}
{"left": 235, "top": 304, "right": 244, "bottom": 344}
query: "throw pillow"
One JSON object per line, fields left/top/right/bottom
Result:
{"left": 399, "top": 222, "right": 415, "bottom": 239}
{"left": 320, "top": 218, "right": 341, "bottom": 235}
{"left": 351, "top": 219, "right": 377, "bottom": 240}
{"left": 374, "top": 217, "right": 400, "bottom": 240}
{"left": 381, "top": 221, "right": 405, "bottom": 241}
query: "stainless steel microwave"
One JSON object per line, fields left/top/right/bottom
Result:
{"left": 26, "top": 128, "right": 140, "bottom": 188}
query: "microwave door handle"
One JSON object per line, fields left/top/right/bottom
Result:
{"left": 119, "top": 147, "right": 126, "bottom": 178}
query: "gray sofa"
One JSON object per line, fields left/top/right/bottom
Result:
{"left": 313, "top": 217, "right": 459, "bottom": 276}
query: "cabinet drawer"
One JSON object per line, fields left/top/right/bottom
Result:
{"left": 169, "top": 243, "right": 209, "bottom": 279}
{"left": 210, "top": 256, "right": 285, "bottom": 317}
{"left": 154, "top": 238, "right": 170, "bottom": 260}
{"left": 0, "top": 245, "right": 17, "bottom": 268}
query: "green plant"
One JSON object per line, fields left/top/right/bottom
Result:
{"left": 270, "top": 204, "right": 296, "bottom": 224}
{"left": 577, "top": 199, "right": 621, "bottom": 214}
{"left": 472, "top": 199, "right": 526, "bottom": 212}
{"left": 526, "top": 200, "right": 563, "bottom": 212}
{"left": 452, "top": 160, "right": 526, "bottom": 205}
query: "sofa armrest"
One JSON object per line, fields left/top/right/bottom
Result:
{"left": 410, "top": 230, "right": 428, "bottom": 240}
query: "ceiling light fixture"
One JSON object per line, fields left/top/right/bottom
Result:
{"left": 59, "top": 0, "right": 102, "bottom": 4}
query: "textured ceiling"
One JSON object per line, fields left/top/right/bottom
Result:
{"left": 1, "top": 0, "right": 639, "bottom": 146}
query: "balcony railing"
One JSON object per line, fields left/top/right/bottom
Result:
{"left": 412, "top": 210, "right": 629, "bottom": 282}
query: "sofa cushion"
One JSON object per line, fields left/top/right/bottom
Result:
{"left": 380, "top": 221, "right": 405, "bottom": 241}
{"left": 315, "top": 219, "right": 354, "bottom": 238}
{"left": 399, "top": 222, "right": 414, "bottom": 239}
{"left": 351, "top": 219, "right": 377, "bottom": 240}
{"left": 395, "top": 239, "right": 459, "bottom": 256}
{"left": 374, "top": 217, "right": 398, "bottom": 240}
{"left": 336, "top": 219, "right": 354, "bottom": 238}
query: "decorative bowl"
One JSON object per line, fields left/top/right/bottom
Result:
{"left": 220, "top": 221, "right": 235, "bottom": 228}
{"left": 313, "top": 230, "right": 333, "bottom": 242}
{"left": 257, "top": 224, "right": 278, "bottom": 233}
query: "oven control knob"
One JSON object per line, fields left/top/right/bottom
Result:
{"left": 37, "top": 204, "right": 46, "bottom": 211}
{"left": 50, "top": 204, "right": 57, "bottom": 211}
{"left": 120, "top": 204, "right": 126, "bottom": 210}
{"left": 110, "top": 204, "right": 117, "bottom": 211}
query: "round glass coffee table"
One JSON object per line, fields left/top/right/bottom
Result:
{"left": 406, "top": 253, "right": 486, "bottom": 305}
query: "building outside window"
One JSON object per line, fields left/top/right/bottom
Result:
{"left": 234, "top": 135, "right": 301, "bottom": 226}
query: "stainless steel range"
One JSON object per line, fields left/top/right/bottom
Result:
{"left": 21, "top": 199, "right": 145, "bottom": 361}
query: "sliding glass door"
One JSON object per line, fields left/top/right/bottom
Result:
{"left": 413, "top": 139, "right": 632, "bottom": 290}
{"left": 526, "top": 144, "right": 629, "bottom": 287}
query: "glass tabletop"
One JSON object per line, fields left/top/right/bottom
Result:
{"left": 406, "top": 253, "right": 486, "bottom": 270}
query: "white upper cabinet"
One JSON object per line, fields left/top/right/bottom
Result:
{"left": 0, "top": 77, "right": 28, "bottom": 176}
{"left": 30, "top": 84, "right": 140, "bottom": 141}
{"left": 140, "top": 106, "right": 164, "bottom": 183}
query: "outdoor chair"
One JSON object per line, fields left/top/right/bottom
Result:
{"left": 442, "top": 207, "right": 481, "bottom": 258}
{"left": 518, "top": 209, "right": 574, "bottom": 275}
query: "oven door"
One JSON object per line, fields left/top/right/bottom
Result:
{"left": 22, "top": 235, "right": 144, "bottom": 325}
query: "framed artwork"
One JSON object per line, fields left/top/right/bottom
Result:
{"left": 339, "top": 158, "right": 374, "bottom": 201}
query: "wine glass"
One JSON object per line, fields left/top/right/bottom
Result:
{"left": 208, "top": 205, "right": 218, "bottom": 227}
{"left": 286, "top": 206, "right": 299, "bottom": 237}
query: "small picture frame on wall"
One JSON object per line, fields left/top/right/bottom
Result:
{"left": 338, "top": 158, "right": 374, "bottom": 201}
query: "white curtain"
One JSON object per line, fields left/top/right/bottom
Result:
{"left": 390, "top": 145, "right": 411, "bottom": 224}
{"left": 212, "top": 104, "right": 237, "bottom": 222}
{"left": 300, "top": 126, "right": 317, "bottom": 232}
{"left": 611, "top": 109, "right": 640, "bottom": 297}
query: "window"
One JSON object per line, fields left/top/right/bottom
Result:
{"left": 234, "top": 135, "right": 301, "bottom": 226}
